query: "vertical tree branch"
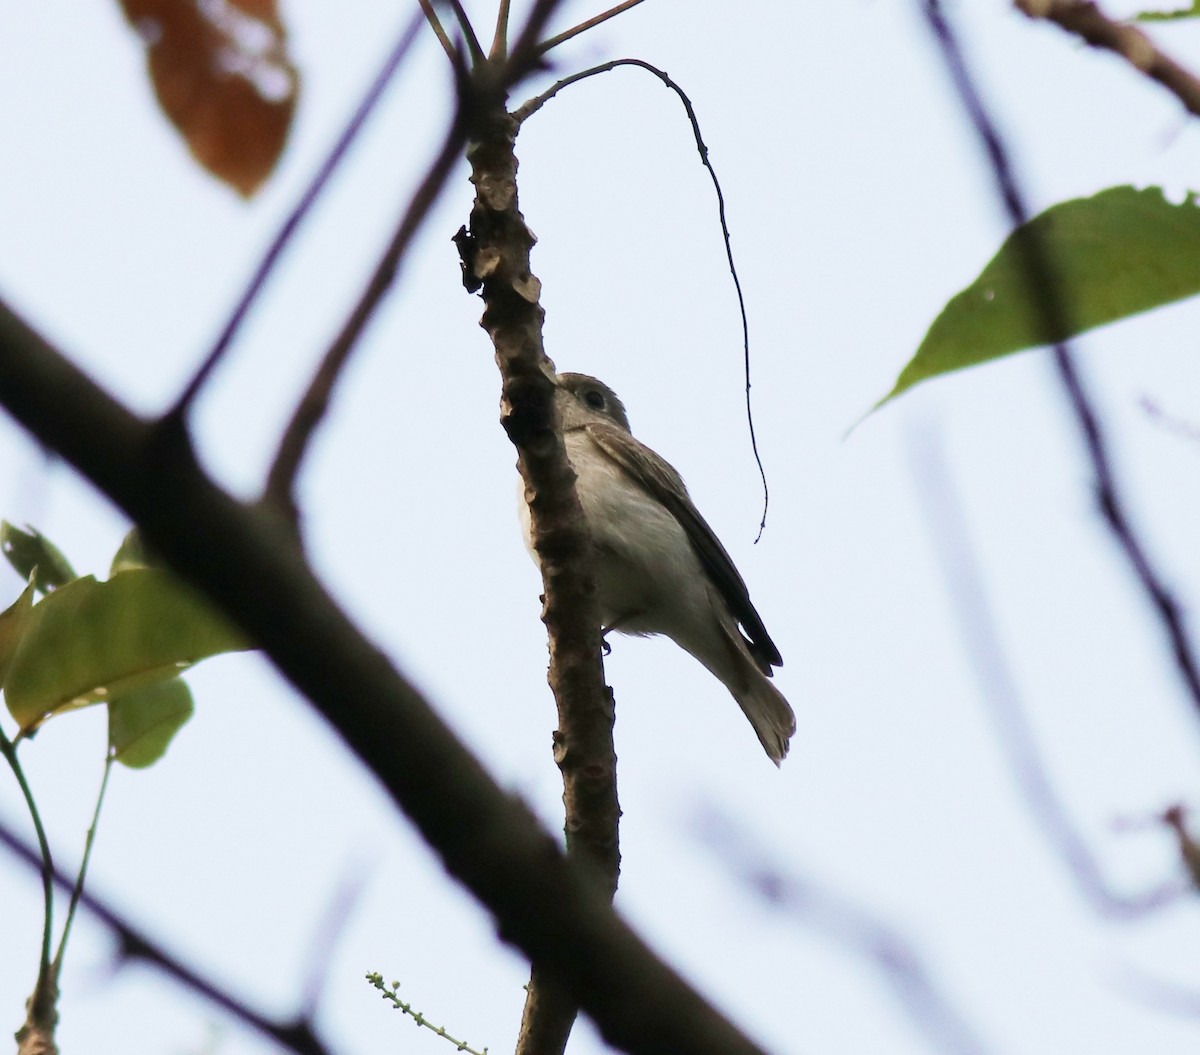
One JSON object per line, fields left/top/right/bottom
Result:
{"left": 456, "top": 66, "right": 620, "bottom": 1055}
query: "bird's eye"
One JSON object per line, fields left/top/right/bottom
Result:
{"left": 584, "top": 390, "right": 605, "bottom": 411}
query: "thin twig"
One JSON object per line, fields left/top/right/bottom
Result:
{"left": 167, "top": 10, "right": 425, "bottom": 419}
{"left": 446, "top": 0, "right": 486, "bottom": 63}
{"left": 697, "top": 810, "right": 994, "bottom": 1055}
{"left": 490, "top": 0, "right": 512, "bottom": 59}
{"left": 922, "top": 0, "right": 1200, "bottom": 722}
{"left": 0, "top": 816, "right": 331, "bottom": 1055}
{"left": 1015, "top": 0, "right": 1200, "bottom": 117}
{"left": 418, "top": 0, "right": 457, "bottom": 63}
{"left": 1141, "top": 395, "right": 1200, "bottom": 446}
{"left": 262, "top": 109, "right": 470, "bottom": 525}
{"left": 514, "top": 59, "right": 770, "bottom": 540}
{"left": 367, "top": 974, "right": 489, "bottom": 1054}
{"left": 53, "top": 755, "right": 113, "bottom": 973}
{"left": 537, "top": 0, "right": 650, "bottom": 55}
{"left": 906, "top": 423, "right": 1183, "bottom": 917}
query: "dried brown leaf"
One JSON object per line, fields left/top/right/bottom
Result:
{"left": 118, "top": 0, "right": 299, "bottom": 197}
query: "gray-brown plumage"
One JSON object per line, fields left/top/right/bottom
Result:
{"left": 520, "top": 372, "right": 796, "bottom": 763}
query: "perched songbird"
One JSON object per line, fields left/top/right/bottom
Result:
{"left": 520, "top": 372, "right": 796, "bottom": 764}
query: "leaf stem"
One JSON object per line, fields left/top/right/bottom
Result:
{"left": 0, "top": 727, "right": 55, "bottom": 980}
{"left": 53, "top": 754, "right": 113, "bottom": 973}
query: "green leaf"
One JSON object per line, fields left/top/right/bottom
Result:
{"left": 0, "top": 522, "right": 76, "bottom": 592}
{"left": 108, "top": 677, "right": 194, "bottom": 768}
{"left": 2, "top": 568, "right": 251, "bottom": 732}
{"left": 1133, "top": 1, "right": 1200, "bottom": 21}
{"left": 0, "top": 578, "right": 36, "bottom": 685}
{"left": 109, "top": 527, "right": 151, "bottom": 576}
{"left": 876, "top": 186, "right": 1200, "bottom": 409}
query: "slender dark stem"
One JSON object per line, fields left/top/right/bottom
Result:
{"left": 0, "top": 729, "right": 54, "bottom": 978}
{"left": 514, "top": 58, "right": 770, "bottom": 540}
{"left": 537, "top": 0, "right": 650, "bottom": 55}
{"left": 446, "top": 0, "right": 485, "bottom": 63}
{"left": 921, "top": 0, "right": 1200, "bottom": 721}
{"left": 166, "top": 10, "right": 425, "bottom": 420}
{"left": 0, "top": 816, "right": 330, "bottom": 1055}
{"left": 262, "top": 110, "right": 470, "bottom": 525}
{"left": 53, "top": 755, "right": 113, "bottom": 973}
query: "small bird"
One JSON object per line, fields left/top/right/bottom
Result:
{"left": 520, "top": 372, "right": 796, "bottom": 764}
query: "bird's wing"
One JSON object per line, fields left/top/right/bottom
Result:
{"left": 584, "top": 421, "right": 783, "bottom": 671}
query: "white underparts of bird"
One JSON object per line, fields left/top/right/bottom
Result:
{"left": 518, "top": 372, "right": 797, "bottom": 765}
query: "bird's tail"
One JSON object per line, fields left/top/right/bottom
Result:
{"left": 734, "top": 673, "right": 796, "bottom": 766}
{"left": 679, "top": 589, "right": 797, "bottom": 765}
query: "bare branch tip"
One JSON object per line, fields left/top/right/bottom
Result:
{"left": 418, "top": 0, "right": 458, "bottom": 63}
{"left": 537, "top": 0, "right": 650, "bottom": 56}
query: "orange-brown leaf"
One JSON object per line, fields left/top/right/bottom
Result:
{"left": 118, "top": 0, "right": 299, "bottom": 197}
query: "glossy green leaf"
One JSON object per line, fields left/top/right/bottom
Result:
{"left": 1134, "top": 2, "right": 1200, "bottom": 21}
{"left": 0, "top": 579, "right": 36, "bottom": 685}
{"left": 2, "top": 568, "right": 251, "bottom": 732}
{"left": 1, "top": 521, "right": 76, "bottom": 592}
{"left": 876, "top": 186, "right": 1200, "bottom": 409}
{"left": 108, "top": 677, "right": 194, "bottom": 768}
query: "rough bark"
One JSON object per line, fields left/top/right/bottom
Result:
{"left": 456, "top": 76, "right": 621, "bottom": 1055}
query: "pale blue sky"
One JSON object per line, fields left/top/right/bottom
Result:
{"left": 3, "top": 3, "right": 1200, "bottom": 1054}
